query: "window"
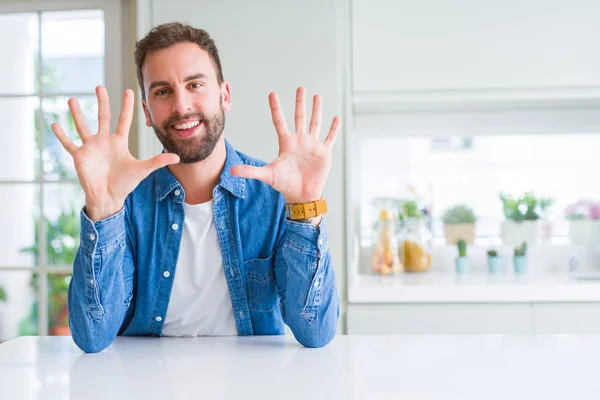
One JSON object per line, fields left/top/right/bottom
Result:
{"left": 350, "top": 91, "right": 600, "bottom": 276}
{"left": 0, "top": 2, "right": 122, "bottom": 341}
{"left": 358, "top": 133, "right": 600, "bottom": 242}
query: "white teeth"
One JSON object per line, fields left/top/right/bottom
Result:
{"left": 174, "top": 120, "right": 200, "bottom": 130}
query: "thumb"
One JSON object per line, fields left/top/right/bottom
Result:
{"left": 141, "top": 152, "right": 180, "bottom": 174}
{"left": 230, "top": 165, "right": 273, "bottom": 186}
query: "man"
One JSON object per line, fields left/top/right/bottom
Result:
{"left": 52, "top": 22, "right": 340, "bottom": 353}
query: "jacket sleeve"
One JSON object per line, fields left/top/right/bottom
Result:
{"left": 68, "top": 206, "right": 135, "bottom": 353}
{"left": 273, "top": 218, "right": 339, "bottom": 348}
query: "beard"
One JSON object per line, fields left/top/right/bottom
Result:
{"left": 151, "top": 107, "right": 225, "bottom": 164}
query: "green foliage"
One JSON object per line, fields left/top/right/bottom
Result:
{"left": 457, "top": 239, "right": 467, "bottom": 257}
{"left": 20, "top": 206, "right": 79, "bottom": 335}
{"left": 15, "top": 63, "right": 74, "bottom": 335}
{"left": 35, "top": 63, "right": 78, "bottom": 180}
{"left": 21, "top": 206, "right": 79, "bottom": 264}
{"left": 398, "top": 200, "right": 423, "bottom": 221}
{"left": 514, "top": 242, "right": 528, "bottom": 257}
{"left": 487, "top": 249, "right": 498, "bottom": 257}
{"left": 0, "top": 286, "right": 6, "bottom": 302}
{"left": 442, "top": 204, "right": 476, "bottom": 224}
{"left": 499, "top": 192, "right": 553, "bottom": 222}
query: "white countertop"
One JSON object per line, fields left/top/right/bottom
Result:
{"left": 2, "top": 335, "right": 600, "bottom": 399}
{"left": 349, "top": 272, "right": 600, "bottom": 303}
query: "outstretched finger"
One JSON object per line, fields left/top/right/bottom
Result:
{"left": 140, "top": 153, "right": 181, "bottom": 176}
{"left": 294, "top": 86, "right": 306, "bottom": 134}
{"left": 323, "top": 116, "right": 341, "bottom": 148}
{"left": 67, "top": 98, "right": 93, "bottom": 141}
{"left": 268, "top": 92, "right": 289, "bottom": 136}
{"left": 230, "top": 165, "right": 274, "bottom": 186}
{"left": 116, "top": 89, "right": 134, "bottom": 137}
{"left": 96, "top": 86, "right": 111, "bottom": 135}
{"left": 308, "top": 94, "right": 322, "bottom": 137}
{"left": 51, "top": 122, "right": 78, "bottom": 155}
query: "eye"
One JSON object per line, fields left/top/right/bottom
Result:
{"left": 155, "top": 88, "right": 170, "bottom": 97}
{"left": 189, "top": 82, "right": 203, "bottom": 89}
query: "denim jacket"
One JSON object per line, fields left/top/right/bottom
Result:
{"left": 68, "top": 140, "right": 339, "bottom": 353}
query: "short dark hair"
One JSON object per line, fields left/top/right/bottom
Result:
{"left": 134, "top": 22, "right": 224, "bottom": 100}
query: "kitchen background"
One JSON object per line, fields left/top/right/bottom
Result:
{"left": 0, "top": 0, "right": 599, "bottom": 340}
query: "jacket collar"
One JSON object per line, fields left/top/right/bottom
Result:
{"left": 155, "top": 139, "right": 246, "bottom": 201}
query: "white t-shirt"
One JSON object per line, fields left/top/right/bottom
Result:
{"left": 161, "top": 200, "right": 238, "bottom": 337}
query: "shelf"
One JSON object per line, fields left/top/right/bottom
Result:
{"left": 348, "top": 272, "right": 600, "bottom": 304}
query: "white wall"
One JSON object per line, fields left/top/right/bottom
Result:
{"left": 353, "top": 0, "right": 600, "bottom": 93}
{"left": 136, "top": 0, "right": 349, "bottom": 332}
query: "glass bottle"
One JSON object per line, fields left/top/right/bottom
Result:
{"left": 401, "top": 217, "right": 432, "bottom": 272}
{"left": 372, "top": 209, "right": 403, "bottom": 275}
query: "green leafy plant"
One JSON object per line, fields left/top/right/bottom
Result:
{"left": 514, "top": 242, "right": 528, "bottom": 257}
{"left": 20, "top": 206, "right": 79, "bottom": 335}
{"left": 457, "top": 239, "right": 467, "bottom": 257}
{"left": 0, "top": 286, "right": 6, "bottom": 302}
{"left": 442, "top": 204, "right": 476, "bottom": 224}
{"left": 398, "top": 200, "right": 423, "bottom": 221}
{"left": 499, "top": 192, "right": 553, "bottom": 222}
{"left": 487, "top": 249, "right": 498, "bottom": 257}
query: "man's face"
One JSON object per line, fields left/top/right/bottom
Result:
{"left": 141, "top": 42, "right": 231, "bottom": 163}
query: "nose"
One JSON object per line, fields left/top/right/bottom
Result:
{"left": 171, "top": 88, "right": 193, "bottom": 117}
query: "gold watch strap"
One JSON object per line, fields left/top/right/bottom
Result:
{"left": 285, "top": 199, "right": 328, "bottom": 220}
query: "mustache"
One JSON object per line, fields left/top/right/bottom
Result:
{"left": 162, "top": 112, "right": 206, "bottom": 132}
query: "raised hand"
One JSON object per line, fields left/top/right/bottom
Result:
{"left": 52, "top": 86, "right": 180, "bottom": 221}
{"left": 230, "top": 87, "right": 341, "bottom": 205}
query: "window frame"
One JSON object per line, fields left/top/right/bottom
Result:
{"left": 0, "top": 0, "right": 124, "bottom": 337}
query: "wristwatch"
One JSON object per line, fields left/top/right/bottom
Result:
{"left": 285, "top": 199, "right": 328, "bottom": 221}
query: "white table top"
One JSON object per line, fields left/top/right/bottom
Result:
{"left": 1, "top": 335, "right": 600, "bottom": 399}
{"left": 349, "top": 272, "right": 600, "bottom": 303}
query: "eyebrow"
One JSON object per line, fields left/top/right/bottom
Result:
{"left": 148, "top": 73, "right": 208, "bottom": 92}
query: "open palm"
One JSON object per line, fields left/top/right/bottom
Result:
{"left": 52, "top": 86, "right": 179, "bottom": 221}
{"left": 230, "top": 87, "right": 340, "bottom": 205}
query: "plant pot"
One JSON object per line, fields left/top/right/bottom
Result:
{"left": 501, "top": 220, "right": 539, "bottom": 246}
{"left": 513, "top": 255, "right": 528, "bottom": 274}
{"left": 487, "top": 256, "right": 504, "bottom": 274}
{"left": 455, "top": 256, "right": 469, "bottom": 274}
{"left": 443, "top": 223, "right": 475, "bottom": 245}
{"left": 50, "top": 325, "right": 71, "bottom": 336}
{"left": 568, "top": 220, "right": 600, "bottom": 246}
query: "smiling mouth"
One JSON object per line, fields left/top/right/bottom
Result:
{"left": 173, "top": 120, "right": 200, "bottom": 130}
{"left": 171, "top": 120, "right": 202, "bottom": 138}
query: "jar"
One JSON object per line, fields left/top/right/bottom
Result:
{"left": 401, "top": 218, "right": 432, "bottom": 272}
{"left": 371, "top": 209, "right": 403, "bottom": 275}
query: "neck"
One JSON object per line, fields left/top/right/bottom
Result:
{"left": 167, "top": 136, "right": 227, "bottom": 205}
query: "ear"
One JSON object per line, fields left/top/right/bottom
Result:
{"left": 142, "top": 99, "right": 152, "bottom": 127}
{"left": 220, "top": 81, "right": 232, "bottom": 111}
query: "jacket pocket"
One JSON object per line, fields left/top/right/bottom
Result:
{"left": 244, "top": 254, "right": 278, "bottom": 312}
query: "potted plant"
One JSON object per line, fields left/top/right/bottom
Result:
{"left": 20, "top": 206, "right": 79, "bottom": 336}
{"left": 455, "top": 239, "right": 469, "bottom": 274}
{"left": 487, "top": 249, "right": 503, "bottom": 274}
{"left": 499, "top": 192, "right": 553, "bottom": 246}
{"left": 513, "top": 242, "right": 528, "bottom": 274}
{"left": 565, "top": 200, "right": 600, "bottom": 245}
{"left": 442, "top": 204, "right": 476, "bottom": 244}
